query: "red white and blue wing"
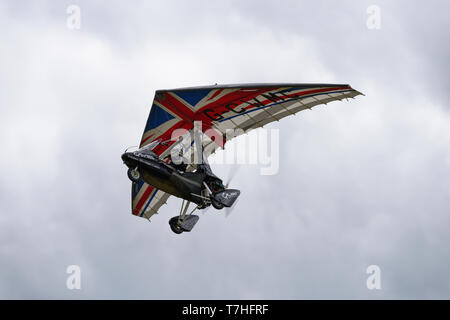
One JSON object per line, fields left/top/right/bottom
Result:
{"left": 132, "top": 83, "right": 363, "bottom": 219}
{"left": 131, "top": 180, "right": 170, "bottom": 219}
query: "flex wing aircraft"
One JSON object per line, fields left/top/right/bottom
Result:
{"left": 121, "top": 83, "right": 363, "bottom": 234}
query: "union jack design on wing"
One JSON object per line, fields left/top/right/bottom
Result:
{"left": 132, "top": 83, "right": 363, "bottom": 219}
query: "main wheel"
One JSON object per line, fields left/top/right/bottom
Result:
{"left": 127, "top": 168, "right": 141, "bottom": 182}
{"left": 170, "top": 223, "right": 183, "bottom": 234}
{"left": 211, "top": 197, "right": 224, "bottom": 210}
{"left": 169, "top": 217, "right": 183, "bottom": 234}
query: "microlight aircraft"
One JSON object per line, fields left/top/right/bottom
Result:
{"left": 122, "top": 83, "right": 362, "bottom": 234}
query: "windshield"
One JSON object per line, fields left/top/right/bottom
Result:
{"left": 137, "top": 139, "right": 161, "bottom": 154}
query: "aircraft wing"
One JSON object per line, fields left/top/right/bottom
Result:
{"left": 132, "top": 83, "right": 363, "bottom": 219}
{"left": 132, "top": 180, "right": 170, "bottom": 219}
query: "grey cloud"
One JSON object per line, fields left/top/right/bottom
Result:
{"left": 0, "top": 0, "right": 449, "bottom": 299}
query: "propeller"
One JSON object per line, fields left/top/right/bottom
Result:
{"left": 225, "top": 165, "right": 239, "bottom": 188}
{"left": 224, "top": 165, "right": 240, "bottom": 217}
{"left": 203, "top": 165, "right": 240, "bottom": 216}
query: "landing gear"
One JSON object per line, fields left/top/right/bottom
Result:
{"left": 203, "top": 181, "right": 224, "bottom": 210}
{"left": 169, "top": 217, "right": 184, "bottom": 234}
{"left": 169, "top": 200, "right": 200, "bottom": 234}
{"left": 127, "top": 167, "right": 141, "bottom": 182}
{"left": 211, "top": 197, "right": 224, "bottom": 210}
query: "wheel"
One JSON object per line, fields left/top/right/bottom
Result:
{"left": 169, "top": 217, "right": 184, "bottom": 234}
{"left": 127, "top": 168, "right": 141, "bottom": 182}
{"left": 170, "top": 223, "right": 183, "bottom": 234}
{"left": 211, "top": 197, "right": 224, "bottom": 210}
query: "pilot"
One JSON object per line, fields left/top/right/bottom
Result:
{"left": 168, "top": 154, "right": 187, "bottom": 172}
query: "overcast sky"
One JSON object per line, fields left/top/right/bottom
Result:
{"left": 1, "top": 0, "right": 449, "bottom": 299}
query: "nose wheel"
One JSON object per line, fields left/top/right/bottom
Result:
{"left": 127, "top": 167, "right": 141, "bottom": 182}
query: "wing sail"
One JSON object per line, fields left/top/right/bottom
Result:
{"left": 132, "top": 83, "right": 363, "bottom": 218}
{"left": 131, "top": 178, "right": 170, "bottom": 219}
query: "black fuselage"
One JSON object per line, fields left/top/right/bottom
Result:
{"left": 121, "top": 151, "right": 207, "bottom": 204}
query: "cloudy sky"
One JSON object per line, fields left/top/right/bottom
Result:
{"left": 1, "top": 0, "right": 449, "bottom": 299}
